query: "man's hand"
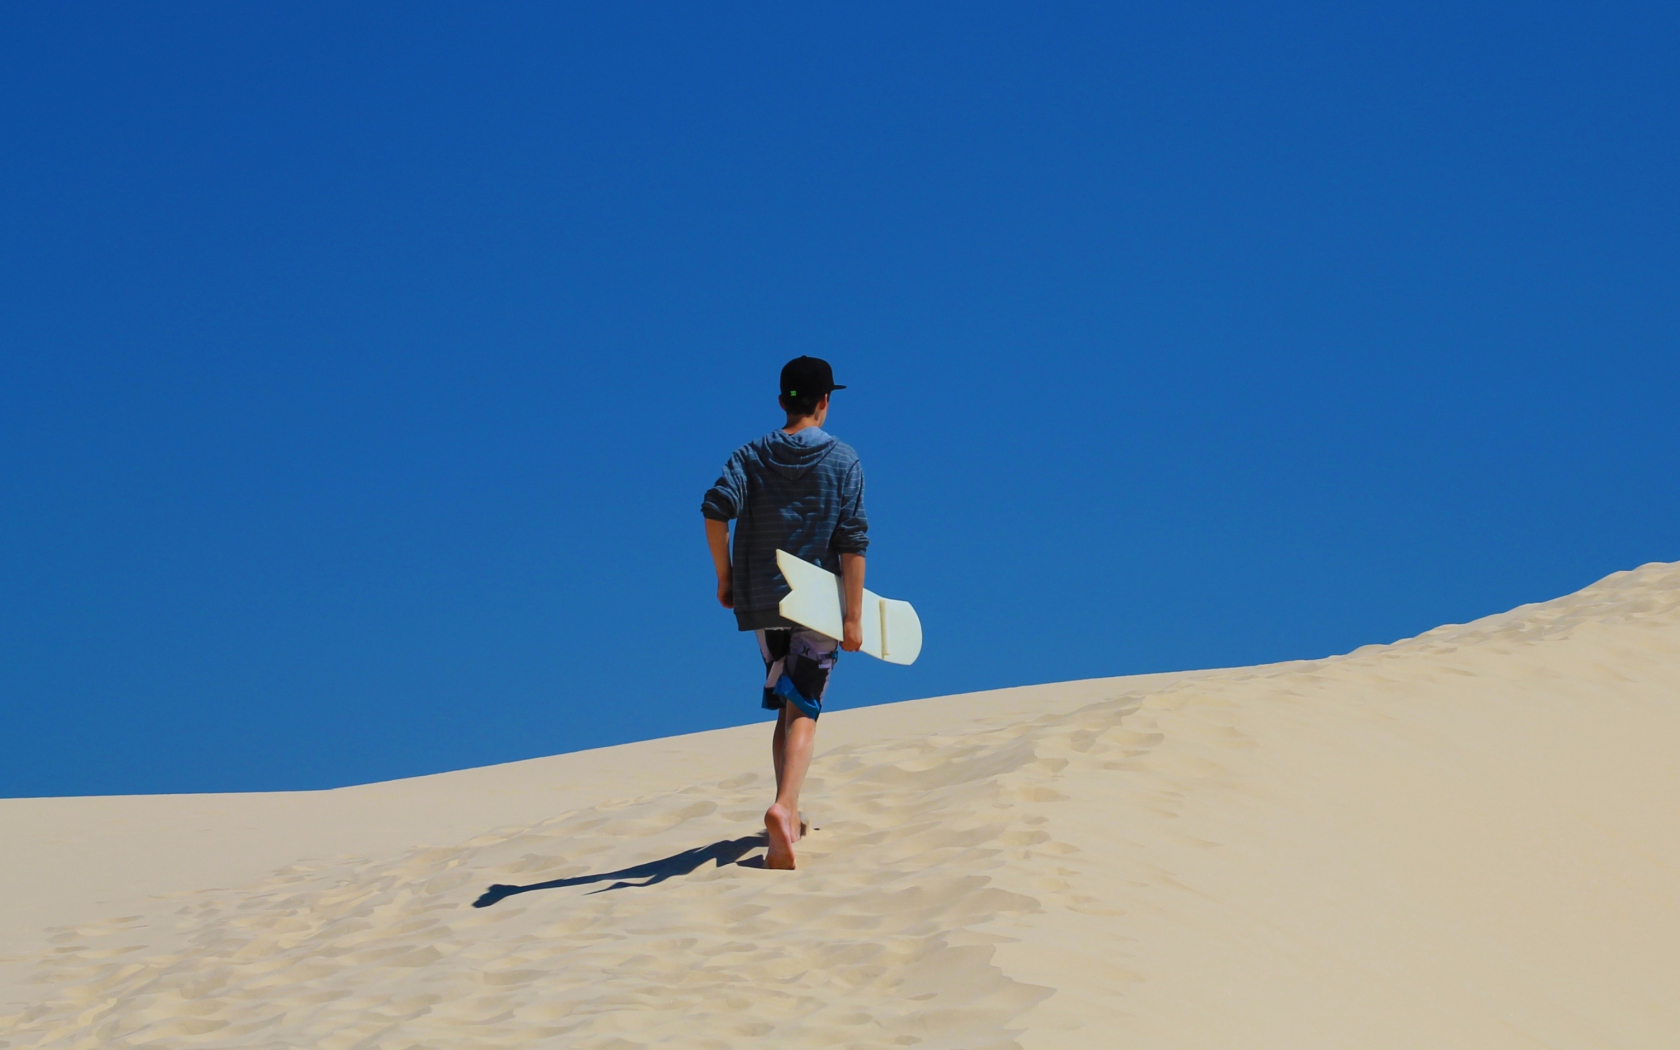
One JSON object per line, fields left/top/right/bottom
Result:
{"left": 841, "top": 614, "right": 863, "bottom": 652}
{"left": 839, "top": 551, "right": 866, "bottom": 652}
{"left": 705, "top": 518, "right": 734, "bottom": 609}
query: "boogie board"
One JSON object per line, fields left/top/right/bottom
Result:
{"left": 775, "top": 549, "right": 923, "bottom": 665}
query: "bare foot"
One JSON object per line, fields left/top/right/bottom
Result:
{"left": 764, "top": 803, "right": 797, "bottom": 870}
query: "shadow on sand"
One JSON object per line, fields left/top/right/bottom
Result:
{"left": 472, "top": 833, "right": 768, "bottom": 907}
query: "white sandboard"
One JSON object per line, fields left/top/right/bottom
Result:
{"left": 775, "top": 549, "right": 922, "bottom": 665}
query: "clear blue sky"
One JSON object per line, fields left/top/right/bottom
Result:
{"left": 2, "top": 3, "right": 1675, "bottom": 798}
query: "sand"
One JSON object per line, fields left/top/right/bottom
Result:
{"left": 2, "top": 562, "right": 1678, "bottom": 1049}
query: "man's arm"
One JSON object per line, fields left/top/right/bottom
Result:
{"left": 840, "top": 552, "right": 865, "bottom": 651}
{"left": 705, "top": 517, "right": 733, "bottom": 608}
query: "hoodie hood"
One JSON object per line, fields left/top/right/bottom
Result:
{"left": 758, "top": 427, "right": 838, "bottom": 480}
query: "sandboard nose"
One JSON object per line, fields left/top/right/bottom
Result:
{"left": 878, "top": 598, "right": 922, "bottom": 665}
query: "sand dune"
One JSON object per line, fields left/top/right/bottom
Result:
{"left": 3, "top": 562, "right": 1678, "bottom": 1048}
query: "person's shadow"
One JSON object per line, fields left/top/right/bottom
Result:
{"left": 472, "top": 833, "right": 767, "bottom": 908}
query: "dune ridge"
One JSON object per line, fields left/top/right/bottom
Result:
{"left": 2, "top": 562, "right": 1678, "bottom": 1048}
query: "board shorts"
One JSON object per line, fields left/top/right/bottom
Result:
{"left": 757, "top": 627, "right": 839, "bottom": 720}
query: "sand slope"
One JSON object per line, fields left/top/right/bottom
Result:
{"left": 2, "top": 562, "right": 1678, "bottom": 1048}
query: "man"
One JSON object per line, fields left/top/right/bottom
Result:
{"left": 701, "top": 356, "right": 867, "bottom": 870}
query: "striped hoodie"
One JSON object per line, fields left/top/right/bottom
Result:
{"left": 701, "top": 427, "right": 868, "bottom": 631}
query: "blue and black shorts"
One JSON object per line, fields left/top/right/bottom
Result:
{"left": 757, "top": 628, "right": 839, "bottom": 720}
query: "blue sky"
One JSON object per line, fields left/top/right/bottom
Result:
{"left": 2, "top": 3, "right": 1675, "bottom": 797}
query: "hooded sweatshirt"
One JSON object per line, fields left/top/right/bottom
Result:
{"left": 701, "top": 427, "right": 868, "bottom": 631}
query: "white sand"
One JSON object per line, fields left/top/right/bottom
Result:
{"left": 3, "top": 562, "right": 1678, "bottom": 1049}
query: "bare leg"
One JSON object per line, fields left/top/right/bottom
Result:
{"left": 765, "top": 704, "right": 817, "bottom": 870}
{"left": 770, "top": 704, "right": 809, "bottom": 841}
{"left": 772, "top": 705, "right": 787, "bottom": 796}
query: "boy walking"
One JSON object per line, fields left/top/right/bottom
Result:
{"left": 701, "top": 356, "right": 867, "bottom": 870}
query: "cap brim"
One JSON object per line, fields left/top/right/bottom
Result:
{"left": 829, "top": 383, "right": 846, "bottom": 390}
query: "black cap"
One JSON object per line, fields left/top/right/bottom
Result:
{"left": 780, "top": 356, "right": 846, "bottom": 399}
